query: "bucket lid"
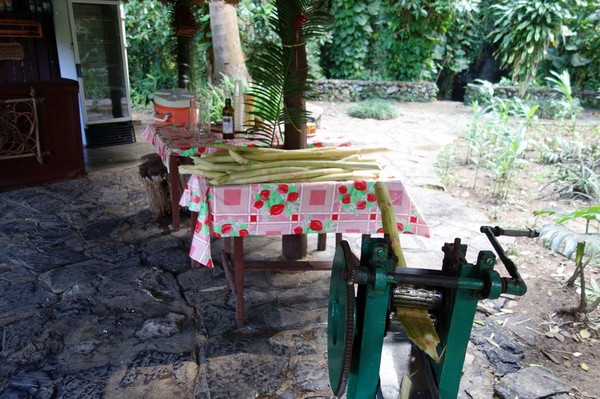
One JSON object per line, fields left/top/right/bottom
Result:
{"left": 154, "top": 88, "right": 196, "bottom": 108}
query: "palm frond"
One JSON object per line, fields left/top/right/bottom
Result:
{"left": 244, "top": 0, "right": 329, "bottom": 147}
{"left": 538, "top": 224, "right": 600, "bottom": 266}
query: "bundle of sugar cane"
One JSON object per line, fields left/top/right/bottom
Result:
{"left": 179, "top": 145, "right": 390, "bottom": 185}
{"left": 374, "top": 182, "right": 441, "bottom": 363}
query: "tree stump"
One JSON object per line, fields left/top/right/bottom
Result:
{"left": 139, "top": 153, "right": 170, "bottom": 217}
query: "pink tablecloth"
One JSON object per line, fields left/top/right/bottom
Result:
{"left": 142, "top": 125, "right": 352, "bottom": 172}
{"left": 180, "top": 175, "right": 431, "bottom": 268}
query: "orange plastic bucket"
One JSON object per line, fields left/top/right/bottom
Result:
{"left": 152, "top": 88, "right": 195, "bottom": 125}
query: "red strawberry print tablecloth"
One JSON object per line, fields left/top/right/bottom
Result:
{"left": 180, "top": 175, "right": 431, "bottom": 268}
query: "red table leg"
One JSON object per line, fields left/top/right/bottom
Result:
{"left": 234, "top": 237, "right": 245, "bottom": 328}
{"left": 221, "top": 235, "right": 340, "bottom": 328}
{"left": 168, "top": 154, "right": 180, "bottom": 231}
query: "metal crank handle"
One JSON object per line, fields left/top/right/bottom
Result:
{"left": 486, "top": 226, "right": 540, "bottom": 238}
{"left": 480, "top": 225, "right": 539, "bottom": 296}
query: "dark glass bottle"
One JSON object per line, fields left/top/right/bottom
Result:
{"left": 222, "top": 98, "right": 235, "bottom": 140}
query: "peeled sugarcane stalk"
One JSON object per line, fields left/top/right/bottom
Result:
{"left": 210, "top": 143, "right": 340, "bottom": 153}
{"left": 211, "top": 167, "right": 346, "bottom": 185}
{"left": 306, "top": 171, "right": 380, "bottom": 182}
{"left": 223, "top": 159, "right": 381, "bottom": 172}
{"left": 179, "top": 146, "right": 391, "bottom": 185}
{"left": 228, "top": 149, "right": 252, "bottom": 165}
{"left": 245, "top": 147, "right": 389, "bottom": 161}
{"left": 209, "top": 147, "right": 391, "bottom": 162}
{"left": 374, "top": 181, "right": 441, "bottom": 363}
{"left": 212, "top": 166, "right": 310, "bottom": 185}
{"left": 178, "top": 167, "right": 226, "bottom": 179}
{"left": 188, "top": 156, "right": 245, "bottom": 172}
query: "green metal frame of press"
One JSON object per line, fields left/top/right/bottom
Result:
{"left": 327, "top": 225, "right": 539, "bottom": 398}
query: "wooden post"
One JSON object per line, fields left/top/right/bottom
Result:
{"left": 281, "top": 29, "right": 309, "bottom": 260}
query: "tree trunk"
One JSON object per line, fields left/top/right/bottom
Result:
{"left": 176, "top": 35, "right": 193, "bottom": 88}
{"left": 173, "top": 0, "right": 195, "bottom": 89}
{"left": 283, "top": 44, "right": 308, "bottom": 150}
{"left": 208, "top": 0, "right": 250, "bottom": 85}
{"left": 282, "top": 41, "right": 309, "bottom": 259}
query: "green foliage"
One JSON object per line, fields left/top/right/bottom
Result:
{"left": 537, "top": 136, "right": 577, "bottom": 164}
{"left": 542, "top": 145, "right": 600, "bottom": 202}
{"left": 533, "top": 205, "right": 600, "bottom": 314}
{"left": 543, "top": 1, "right": 600, "bottom": 91}
{"left": 374, "top": 0, "right": 455, "bottom": 81}
{"left": 238, "top": 0, "right": 278, "bottom": 64}
{"left": 464, "top": 80, "right": 495, "bottom": 105}
{"left": 487, "top": 124, "right": 529, "bottom": 198}
{"left": 123, "top": 0, "right": 178, "bottom": 107}
{"left": 434, "top": 145, "right": 456, "bottom": 186}
{"left": 239, "top": 0, "right": 328, "bottom": 80}
{"left": 535, "top": 206, "right": 600, "bottom": 225}
{"left": 323, "top": 0, "right": 380, "bottom": 79}
{"left": 536, "top": 98, "right": 583, "bottom": 120}
{"left": 433, "top": 0, "right": 487, "bottom": 92}
{"left": 196, "top": 76, "right": 236, "bottom": 123}
{"left": 468, "top": 78, "right": 583, "bottom": 121}
{"left": 465, "top": 94, "right": 538, "bottom": 197}
{"left": 534, "top": 205, "right": 599, "bottom": 309}
{"left": 347, "top": 99, "right": 398, "bottom": 120}
{"left": 375, "top": 37, "right": 437, "bottom": 81}
{"left": 537, "top": 223, "right": 600, "bottom": 265}
{"left": 489, "top": 0, "right": 580, "bottom": 96}
{"left": 537, "top": 69, "right": 584, "bottom": 121}
{"left": 546, "top": 70, "right": 574, "bottom": 101}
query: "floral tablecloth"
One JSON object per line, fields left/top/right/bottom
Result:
{"left": 180, "top": 175, "right": 431, "bottom": 268}
{"left": 142, "top": 125, "right": 352, "bottom": 172}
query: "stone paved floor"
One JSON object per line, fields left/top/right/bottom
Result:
{"left": 0, "top": 102, "right": 571, "bottom": 398}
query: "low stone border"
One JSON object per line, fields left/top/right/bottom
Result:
{"left": 464, "top": 84, "right": 600, "bottom": 108}
{"left": 308, "top": 79, "right": 438, "bottom": 103}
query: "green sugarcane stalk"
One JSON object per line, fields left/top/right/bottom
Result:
{"left": 375, "top": 181, "right": 441, "bottom": 363}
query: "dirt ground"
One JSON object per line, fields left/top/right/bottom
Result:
{"left": 315, "top": 100, "right": 599, "bottom": 398}
{"left": 445, "top": 132, "right": 599, "bottom": 398}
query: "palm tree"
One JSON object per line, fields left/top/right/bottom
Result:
{"left": 208, "top": 0, "right": 250, "bottom": 84}
{"left": 245, "top": 0, "right": 329, "bottom": 149}
{"left": 243, "top": 0, "right": 329, "bottom": 259}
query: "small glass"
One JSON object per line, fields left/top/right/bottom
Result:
{"left": 197, "top": 98, "right": 211, "bottom": 134}
{"left": 188, "top": 98, "right": 200, "bottom": 133}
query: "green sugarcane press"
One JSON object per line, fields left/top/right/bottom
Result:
{"left": 327, "top": 226, "right": 539, "bottom": 399}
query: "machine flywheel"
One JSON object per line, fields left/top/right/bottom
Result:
{"left": 327, "top": 240, "right": 356, "bottom": 397}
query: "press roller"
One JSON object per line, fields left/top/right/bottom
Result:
{"left": 327, "top": 226, "right": 538, "bottom": 399}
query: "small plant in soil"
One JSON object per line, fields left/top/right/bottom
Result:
{"left": 434, "top": 145, "right": 456, "bottom": 187}
{"left": 534, "top": 205, "right": 600, "bottom": 316}
{"left": 464, "top": 97, "right": 533, "bottom": 197}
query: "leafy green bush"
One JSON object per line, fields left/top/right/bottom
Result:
{"left": 347, "top": 99, "right": 398, "bottom": 120}
{"left": 464, "top": 80, "right": 496, "bottom": 105}
{"left": 323, "top": 0, "right": 380, "bottom": 79}
{"left": 540, "top": 142, "right": 600, "bottom": 202}
{"left": 124, "top": 0, "right": 178, "bottom": 108}
{"left": 490, "top": 0, "right": 577, "bottom": 95}
{"left": 536, "top": 99, "right": 583, "bottom": 120}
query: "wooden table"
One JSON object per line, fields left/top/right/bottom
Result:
{"left": 180, "top": 175, "right": 431, "bottom": 327}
